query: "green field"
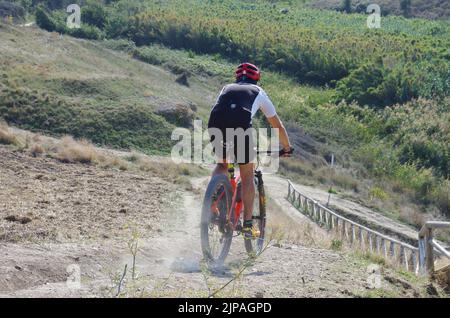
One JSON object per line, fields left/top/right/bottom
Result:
{"left": 32, "top": 0, "right": 450, "bottom": 107}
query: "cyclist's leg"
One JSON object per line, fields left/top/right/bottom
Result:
{"left": 235, "top": 129, "right": 256, "bottom": 223}
{"left": 212, "top": 143, "right": 228, "bottom": 177}
{"left": 239, "top": 163, "right": 255, "bottom": 222}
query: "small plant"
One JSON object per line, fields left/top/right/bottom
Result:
{"left": 127, "top": 229, "right": 140, "bottom": 281}
{"left": 369, "top": 187, "right": 389, "bottom": 201}
{"left": 331, "top": 239, "right": 343, "bottom": 251}
{"left": 201, "top": 229, "right": 277, "bottom": 298}
{"left": 110, "top": 228, "right": 143, "bottom": 297}
{"left": 328, "top": 188, "right": 338, "bottom": 195}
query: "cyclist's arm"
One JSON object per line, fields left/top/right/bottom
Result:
{"left": 267, "top": 115, "right": 291, "bottom": 152}
{"left": 256, "top": 89, "right": 292, "bottom": 152}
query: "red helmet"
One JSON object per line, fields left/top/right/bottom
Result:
{"left": 235, "top": 63, "right": 261, "bottom": 82}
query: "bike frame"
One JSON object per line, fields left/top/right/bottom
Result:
{"left": 228, "top": 164, "right": 243, "bottom": 230}
{"left": 210, "top": 150, "right": 288, "bottom": 233}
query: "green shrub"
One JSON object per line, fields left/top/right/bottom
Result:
{"left": 81, "top": 2, "right": 107, "bottom": 29}
{"left": 68, "top": 24, "right": 103, "bottom": 40}
{"left": 369, "top": 187, "right": 389, "bottom": 201}
{"left": 0, "top": 1, "right": 26, "bottom": 21}
{"left": 335, "top": 58, "right": 449, "bottom": 107}
{"left": 102, "top": 39, "right": 136, "bottom": 53}
{"left": 35, "top": 5, "right": 56, "bottom": 32}
{"left": 331, "top": 239, "right": 343, "bottom": 251}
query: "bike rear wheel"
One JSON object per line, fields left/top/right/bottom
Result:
{"left": 201, "top": 174, "right": 233, "bottom": 266}
{"left": 244, "top": 174, "right": 267, "bottom": 256}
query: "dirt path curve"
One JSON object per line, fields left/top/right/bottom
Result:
{"left": 0, "top": 161, "right": 423, "bottom": 298}
{"left": 112, "top": 176, "right": 376, "bottom": 298}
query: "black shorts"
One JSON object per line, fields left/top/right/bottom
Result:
{"left": 208, "top": 121, "right": 256, "bottom": 165}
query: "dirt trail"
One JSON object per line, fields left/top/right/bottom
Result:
{"left": 0, "top": 148, "right": 428, "bottom": 297}
{"left": 105, "top": 177, "right": 377, "bottom": 298}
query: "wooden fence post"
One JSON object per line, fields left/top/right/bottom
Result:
{"left": 381, "top": 239, "right": 387, "bottom": 258}
{"left": 424, "top": 228, "right": 434, "bottom": 274}
{"left": 389, "top": 241, "right": 396, "bottom": 260}
{"left": 359, "top": 228, "right": 364, "bottom": 250}
{"left": 350, "top": 224, "right": 355, "bottom": 245}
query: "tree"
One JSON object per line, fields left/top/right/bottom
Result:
{"left": 400, "top": 0, "right": 412, "bottom": 17}
{"left": 342, "top": 0, "right": 352, "bottom": 13}
{"left": 81, "top": 3, "right": 108, "bottom": 29}
{"left": 35, "top": 5, "right": 56, "bottom": 32}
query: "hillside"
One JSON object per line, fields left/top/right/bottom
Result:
{"left": 0, "top": 16, "right": 448, "bottom": 235}
{"left": 0, "top": 22, "right": 219, "bottom": 154}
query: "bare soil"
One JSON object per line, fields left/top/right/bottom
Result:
{"left": 0, "top": 146, "right": 436, "bottom": 297}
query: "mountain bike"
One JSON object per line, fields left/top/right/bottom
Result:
{"left": 201, "top": 149, "right": 293, "bottom": 266}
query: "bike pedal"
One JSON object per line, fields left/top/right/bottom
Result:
{"left": 242, "top": 228, "right": 260, "bottom": 239}
{"left": 250, "top": 229, "right": 261, "bottom": 238}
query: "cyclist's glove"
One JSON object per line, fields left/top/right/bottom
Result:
{"left": 280, "top": 147, "right": 294, "bottom": 157}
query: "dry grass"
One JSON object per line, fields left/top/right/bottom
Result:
{"left": 126, "top": 152, "right": 206, "bottom": 187}
{"left": 98, "top": 153, "right": 130, "bottom": 171}
{"left": 54, "top": 136, "right": 98, "bottom": 164}
{"left": 399, "top": 206, "right": 427, "bottom": 229}
{"left": 0, "top": 122, "right": 207, "bottom": 186}
{"left": 0, "top": 123, "right": 21, "bottom": 146}
{"left": 29, "top": 143, "right": 44, "bottom": 157}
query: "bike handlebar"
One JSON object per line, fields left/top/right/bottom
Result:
{"left": 256, "top": 148, "right": 294, "bottom": 156}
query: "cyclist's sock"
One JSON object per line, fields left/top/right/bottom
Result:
{"left": 243, "top": 220, "right": 253, "bottom": 229}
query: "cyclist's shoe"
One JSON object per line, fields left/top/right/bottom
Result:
{"left": 242, "top": 227, "right": 260, "bottom": 240}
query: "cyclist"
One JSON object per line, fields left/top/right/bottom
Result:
{"left": 208, "top": 62, "right": 293, "bottom": 238}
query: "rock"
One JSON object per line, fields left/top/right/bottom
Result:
{"left": 384, "top": 275, "right": 414, "bottom": 290}
{"left": 155, "top": 103, "right": 196, "bottom": 128}
{"left": 175, "top": 72, "right": 190, "bottom": 87}
{"left": 426, "top": 283, "right": 439, "bottom": 297}
{"left": 19, "top": 217, "right": 32, "bottom": 224}
{"left": 4, "top": 215, "right": 17, "bottom": 222}
{"left": 187, "top": 101, "right": 198, "bottom": 112}
{"left": 4, "top": 215, "right": 32, "bottom": 224}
